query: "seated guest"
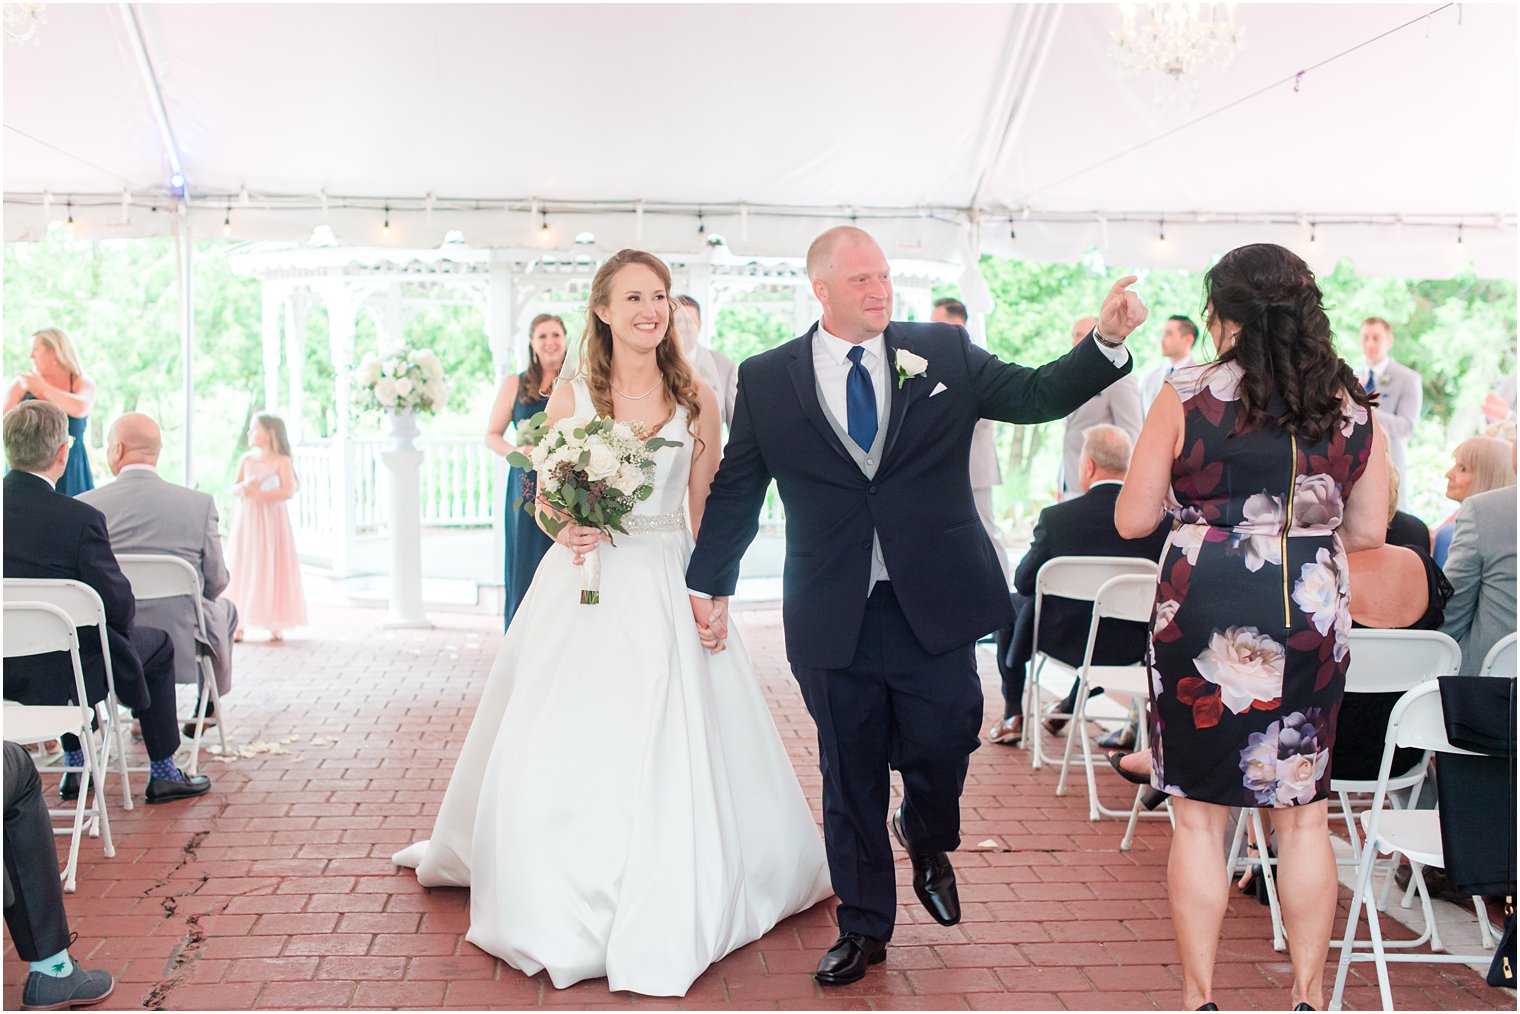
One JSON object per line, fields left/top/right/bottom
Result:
{"left": 1432, "top": 436, "right": 1514, "bottom": 568}
{"left": 986, "top": 425, "right": 1167, "bottom": 745}
{"left": 1335, "top": 458, "right": 1452, "bottom": 781}
{"left": 1386, "top": 505, "right": 1431, "bottom": 554}
{"left": 5, "top": 742, "right": 115, "bottom": 1010}
{"left": 79, "top": 413, "right": 237, "bottom": 733}
{"left": 1, "top": 402, "right": 210, "bottom": 805}
{"left": 1441, "top": 483, "right": 1518, "bottom": 674}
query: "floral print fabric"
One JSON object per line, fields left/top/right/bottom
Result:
{"left": 1148, "top": 362, "right": 1374, "bottom": 807}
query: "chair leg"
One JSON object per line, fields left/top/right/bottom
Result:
{"left": 1248, "top": 808, "right": 1287, "bottom": 953}
{"left": 1224, "top": 807, "right": 1248, "bottom": 884}
{"left": 1027, "top": 657, "right": 1046, "bottom": 770}
{"left": 188, "top": 674, "right": 212, "bottom": 777}
{"left": 1474, "top": 897, "right": 1497, "bottom": 949}
{"left": 82, "top": 727, "right": 113, "bottom": 862}
{"left": 207, "top": 670, "right": 229, "bottom": 757}
{"left": 1119, "top": 709, "right": 1150, "bottom": 851}
{"left": 1330, "top": 836, "right": 1380, "bottom": 1011}
{"left": 1056, "top": 675, "right": 1090, "bottom": 799}
{"left": 107, "top": 698, "right": 132, "bottom": 810}
{"left": 1362, "top": 873, "right": 1396, "bottom": 1010}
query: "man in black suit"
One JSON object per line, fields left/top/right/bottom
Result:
{"left": 686, "top": 227, "right": 1147, "bottom": 984}
{"left": 2, "top": 401, "right": 210, "bottom": 805}
{"left": 986, "top": 424, "right": 1169, "bottom": 747}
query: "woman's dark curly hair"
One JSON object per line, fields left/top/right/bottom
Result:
{"left": 1203, "top": 243, "right": 1375, "bottom": 443}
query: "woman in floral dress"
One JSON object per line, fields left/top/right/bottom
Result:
{"left": 1116, "top": 244, "right": 1388, "bottom": 1012}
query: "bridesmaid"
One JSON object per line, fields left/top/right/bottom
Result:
{"left": 486, "top": 314, "right": 566, "bottom": 628}
{"left": 5, "top": 328, "right": 97, "bottom": 496}
{"left": 225, "top": 413, "right": 307, "bottom": 642}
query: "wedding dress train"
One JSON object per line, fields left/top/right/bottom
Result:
{"left": 396, "top": 384, "right": 831, "bottom": 996}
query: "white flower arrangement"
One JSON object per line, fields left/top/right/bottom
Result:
{"left": 352, "top": 347, "right": 448, "bottom": 415}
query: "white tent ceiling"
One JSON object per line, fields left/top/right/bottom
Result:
{"left": 4, "top": 2, "right": 1515, "bottom": 277}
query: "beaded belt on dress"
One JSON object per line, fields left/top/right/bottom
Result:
{"left": 621, "top": 509, "right": 686, "bottom": 534}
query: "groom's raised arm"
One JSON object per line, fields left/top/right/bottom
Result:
{"left": 686, "top": 362, "right": 773, "bottom": 599}
{"left": 966, "top": 331, "right": 1130, "bottom": 425}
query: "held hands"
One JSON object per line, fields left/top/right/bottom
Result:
{"left": 688, "top": 594, "right": 730, "bottom": 655}
{"left": 557, "top": 523, "right": 609, "bottom": 565}
{"left": 1098, "top": 275, "right": 1148, "bottom": 341}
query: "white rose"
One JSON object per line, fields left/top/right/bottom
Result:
{"left": 394, "top": 377, "right": 415, "bottom": 398}
{"left": 414, "top": 349, "right": 442, "bottom": 374}
{"left": 373, "top": 377, "right": 398, "bottom": 406}
{"left": 1292, "top": 474, "right": 1343, "bottom": 531}
{"left": 1238, "top": 729, "right": 1279, "bottom": 798}
{"left": 1274, "top": 748, "right": 1328, "bottom": 806}
{"left": 1153, "top": 599, "right": 1180, "bottom": 639}
{"left": 1171, "top": 524, "right": 1207, "bottom": 566}
{"left": 1292, "top": 548, "right": 1339, "bottom": 636}
{"left": 355, "top": 356, "right": 382, "bottom": 387}
{"left": 1193, "top": 625, "right": 1285, "bottom": 715}
{"left": 529, "top": 442, "right": 553, "bottom": 471}
{"left": 426, "top": 380, "right": 447, "bottom": 406}
{"left": 1340, "top": 395, "right": 1369, "bottom": 438}
{"left": 555, "top": 416, "right": 590, "bottom": 438}
{"left": 1240, "top": 492, "right": 1286, "bottom": 535}
{"left": 895, "top": 348, "right": 929, "bottom": 378}
{"left": 583, "top": 442, "right": 620, "bottom": 481}
{"left": 1241, "top": 534, "right": 1282, "bottom": 574}
{"left": 611, "top": 421, "right": 637, "bottom": 442}
{"left": 613, "top": 462, "right": 644, "bottom": 493}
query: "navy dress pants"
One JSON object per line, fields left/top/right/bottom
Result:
{"left": 791, "top": 583, "right": 982, "bottom": 942}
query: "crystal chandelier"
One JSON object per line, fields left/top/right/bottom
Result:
{"left": 1111, "top": 3, "right": 1244, "bottom": 107}
{"left": 4, "top": 3, "right": 46, "bottom": 45}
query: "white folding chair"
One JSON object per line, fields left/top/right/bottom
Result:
{"left": 1023, "top": 556, "right": 1159, "bottom": 771}
{"left": 3, "top": 600, "right": 116, "bottom": 892}
{"left": 4, "top": 578, "right": 133, "bottom": 809}
{"left": 115, "top": 554, "right": 230, "bottom": 776}
{"left": 1226, "top": 629, "right": 1463, "bottom": 955}
{"left": 1330, "top": 679, "right": 1508, "bottom": 1011}
{"left": 1480, "top": 632, "right": 1517, "bottom": 676}
{"left": 1054, "top": 574, "right": 1169, "bottom": 829}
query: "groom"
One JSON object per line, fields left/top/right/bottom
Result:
{"left": 686, "top": 226, "right": 1146, "bottom": 984}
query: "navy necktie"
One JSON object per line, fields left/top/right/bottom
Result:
{"left": 845, "top": 346, "right": 877, "bottom": 451}
{"left": 1365, "top": 369, "right": 1378, "bottom": 394}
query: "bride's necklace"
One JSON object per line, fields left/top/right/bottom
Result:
{"left": 611, "top": 377, "right": 662, "bottom": 401}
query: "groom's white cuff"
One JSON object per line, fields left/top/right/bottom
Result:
{"left": 1090, "top": 330, "right": 1131, "bottom": 368}
{"left": 687, "top": 588, "right": 713, "bottom": 600}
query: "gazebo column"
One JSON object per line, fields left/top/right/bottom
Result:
{"left": 685, "top": 259, "right": 715, "bottom": 345}
{"left": 485, "top": 259, "right": 517, "bottom": 610}
{"left": 284, "top": 291, "right": 307, "bottom": 444}
{"left": 261, "top": 286, "right": 284, "bottom": 412}
{"left": 322, "top": 283, "right": 360, "bottom": 579}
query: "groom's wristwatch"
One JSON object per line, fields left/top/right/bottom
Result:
{"left": 1092, "top": 325, "right": 1125, "bottom": 349}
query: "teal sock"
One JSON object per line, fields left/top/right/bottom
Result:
{"left": 30, "top": 950, "right": 72, "bottom": 978}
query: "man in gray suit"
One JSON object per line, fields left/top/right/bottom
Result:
{"left": 1440, "top": 485, "right": 1517, "bottom": 673}
{"left": 676, "top": 296, "right": 739, "bottom": 428}
{"left": 1059, "top": 317, "right": 1144, "bottom": 499}
{"left": 1360, "top": 317, "right": 1423, "bottom": 508}
{"left": 78, "top": 414, "right": 237, "bottom": 710}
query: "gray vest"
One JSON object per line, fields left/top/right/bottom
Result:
{"left": 814, "top": 368, "right": 892, "bottom": 592}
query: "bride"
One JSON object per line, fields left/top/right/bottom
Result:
{"left": 394, "top": 249, "right": 831, "bottom": 997}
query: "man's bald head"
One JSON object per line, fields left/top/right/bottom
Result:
{"left": 108, "top": 413, "right": 163, "bottom": 474}
{"left": 1071, "top": 316, "right": 1099, "bottom": 346}
{"left": 806, "top": 226, "right": 881, "bottom": 283}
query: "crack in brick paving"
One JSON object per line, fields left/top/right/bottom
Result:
{"left": 141, "top": 824, "right": 222, "bottom": 1007}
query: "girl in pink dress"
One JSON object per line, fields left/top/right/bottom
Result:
{"left": 226, "top": 413, "right": 307, "bottom": 641}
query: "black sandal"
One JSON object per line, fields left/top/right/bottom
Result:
{"left": 1105, "top": 750, "right": 1148, "bottom": 785}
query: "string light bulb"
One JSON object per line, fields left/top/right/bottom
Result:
{"left": 697, "top": 210, "right": 706, "bottom": 236}
{"left": 1157, "top": 220, "right": 1167, "bottom": 247}
{"left": 382, "top": 204, "right": 391, "bottom": 237}
{"left": 1308, "top": 223, "right": 1318, "bottom": 250}
{"left": 539, "top": 211, "right": 551, "bottom": 241}
{"left": 65, "top": 199, "right": 75, "bottom": 237}
{"left": 1456, "top": 223, "right": 1464, "bottom": 247}
{"left": 222, "top": 206, "right": 233, "bottom": 237}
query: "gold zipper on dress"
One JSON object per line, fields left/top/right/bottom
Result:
{"left": 1282, "top": 433, "right": 1297, "bottom": 626}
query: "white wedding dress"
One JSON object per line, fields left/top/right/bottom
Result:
{"left": 395, "top": 379, "right": 831, "bottom": 997}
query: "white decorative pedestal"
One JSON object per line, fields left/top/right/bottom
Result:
{"left": 381, "top": 410, "right": 431, "bottom": 628}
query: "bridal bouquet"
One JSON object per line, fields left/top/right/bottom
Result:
{"left": 507, "top": 417, "right": 681, "bottom": 604}
{"left": 351, "top": 347, "right": 448, "bottom": 416}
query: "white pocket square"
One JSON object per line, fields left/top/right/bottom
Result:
{"left": 930, "top": 382, "right": 948, "bottom": 397}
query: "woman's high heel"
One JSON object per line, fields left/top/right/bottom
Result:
{"left": 1105, "top": 750, "right": 1148, "bottom": 785}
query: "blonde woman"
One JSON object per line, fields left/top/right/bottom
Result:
{"left": 396, "top": 250, "right": 829, "bottom": 997}
{"left": 5, "top": 328, "right": 97, "bottom": 495}
{"left": 1432, "top": 435, "right": 1515, "bottom": 567}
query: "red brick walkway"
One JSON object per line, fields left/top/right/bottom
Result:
{"left": 4, "top": 604, "right": 1506, "bottom": 1010}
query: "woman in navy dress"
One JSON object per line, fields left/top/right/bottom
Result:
{"left": 486, "top": 314, "right": 567, "bottom": 628}
{"left": 1116, "top": 244, "right": 1388, "bottom": 1012}
{"left": 5, "top": 328, "right": 96, "bottom": 496}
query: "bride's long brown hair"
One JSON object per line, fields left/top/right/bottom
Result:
{"left": 577, "top": 249, "right": 703, "bottom": 450}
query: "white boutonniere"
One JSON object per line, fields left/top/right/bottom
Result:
{"left": 894, "top": 349, "right": 928, "bottom": 389}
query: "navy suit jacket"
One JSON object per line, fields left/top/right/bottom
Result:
{"left": 687, "top": 321, "right": 1131, "bottom": 669}
{"left": 2, "top": 469, "right": 150, "bottom": 710}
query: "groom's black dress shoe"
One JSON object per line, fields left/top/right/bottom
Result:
{"left": 814, "top": 932, "right": 887, "bottom": 985}
{"left": 891, "top": 803, "right": 960, "bottom": 926}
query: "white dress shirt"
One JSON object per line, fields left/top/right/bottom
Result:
{"left": 813, "top": 323, "right": 888, "bottom": 430}
{"left": 1141, "top": 353, "right": 1195, "bottom": 408}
